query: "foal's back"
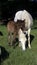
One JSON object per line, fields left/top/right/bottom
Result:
{"left": 7, "top": 21, "right": 16, "bottom": 33}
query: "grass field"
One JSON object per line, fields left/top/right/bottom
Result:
{"left": 0, "top": 22, "right": 37, "bottom": 65}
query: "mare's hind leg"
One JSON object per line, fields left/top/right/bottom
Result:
{"left": 28, "top": 28, "right": 31, "bottom": 49}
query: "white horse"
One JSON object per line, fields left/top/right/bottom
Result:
{"left": 14, "top": 10, "right": 33, "bottom": 49}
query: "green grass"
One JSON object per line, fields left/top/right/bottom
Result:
{"left": 0, "top": 24, "right": 37, "bottom": 65}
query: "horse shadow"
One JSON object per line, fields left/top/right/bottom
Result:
{"left": 26, "top": 34, "right": 34, "bottom": 48}
{"left": 0, "top": 31, "right": 3, "bottom": 36}
{"left": 0, "top": 46, "right": 9, "bottom": 63}
{"left": 34, "top": 27, "right": 37, "bottom": 29}
{"left": 30, "top": 34, "right": 34, "bottom": 43}
{"left": 32, "top": 26, "right": 37, "bottom": 30}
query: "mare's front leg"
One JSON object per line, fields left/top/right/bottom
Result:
{"left": 28, "top": 28, "right": 31, "bottom": 49}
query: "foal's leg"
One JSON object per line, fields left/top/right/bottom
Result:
{"left": 8, "top": 32, "right": 13, "bottom": 46}
{"left": 18, "top": 34, "right": 22, "bottom": 47}
{"left": 8, "top": 32, "right": 11, "bottom": 45}
{"left": 28, "top": 28, "right": 31, "bottom": 49}
{"left": 10, "top": 32, "right": 13, "bottom": 46}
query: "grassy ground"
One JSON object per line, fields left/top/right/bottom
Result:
{"left": 0, "top": 24, "right": 37, "bottom": 65}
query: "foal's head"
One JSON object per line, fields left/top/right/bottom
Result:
{"left": 16, "top": 20, "right": 25, "bottom": 31}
